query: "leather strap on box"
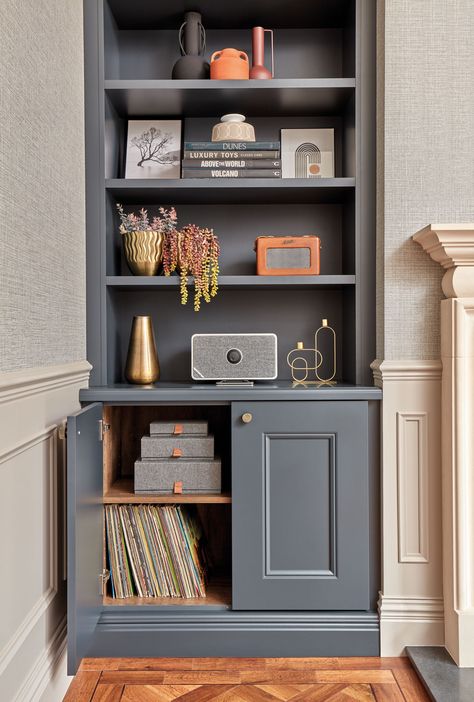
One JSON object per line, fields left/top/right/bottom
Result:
{"left": 173, "top": 424, "right": 183, "bottom": 435}
{"left": 173, "top": 481, "right": 183, "bottom": 494}
{"left": 172, "top": 448, "right": 182, "bottom": 458}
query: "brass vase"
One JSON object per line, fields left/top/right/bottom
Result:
{"left": 122, "top": 230, "right": 164, "bottom": 276}
{"left": 124, "top": 316, "right": 160, "bottom": 384}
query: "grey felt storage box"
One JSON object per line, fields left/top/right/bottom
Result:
{"left": 150, "top": 420, "right": 208, "bottom": 435}
{"left": 141, "top": 435, "right": 214, "bottom": 458}
{"left": 134, "top": 458, "right": 222, "bottom": 494}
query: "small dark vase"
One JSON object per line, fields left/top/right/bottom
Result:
{"left": 172, "top": 11, "right": 210, "bottom": 80}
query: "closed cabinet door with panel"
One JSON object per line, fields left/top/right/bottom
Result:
{"left": 67, "top": 402, "right": 104, "bottom": 673}
{"left": 232, "top": 401, "right": 370, "bottom": 610}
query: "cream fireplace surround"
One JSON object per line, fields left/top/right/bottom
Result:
{"left": 414, "top": 224, "right": 474, "bottom": 667}
{"left": 373, "top": 224, "right": 474, "bottom": 666}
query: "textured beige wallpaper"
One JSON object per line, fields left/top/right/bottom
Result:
{"left": 0, "top": 0, "right": 85, "bottom": 372}
{"left": 378, "top": 0, "right": 474, "bottom": 360}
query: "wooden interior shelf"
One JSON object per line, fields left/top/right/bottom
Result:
{"left": 103, "top": 579, "right": 232, "bottom": 607}
{"left": 104, "top": 478, "right": 232, "bottom": 504}
{"left": 105, "top": 79, "right": 355, "bottom": 117}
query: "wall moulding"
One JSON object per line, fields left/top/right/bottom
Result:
{"left": 372, "top": 357, "right": 443, "bottom": 655}
{"left": 0, "top": 360, "right": 90, "bottom": 701}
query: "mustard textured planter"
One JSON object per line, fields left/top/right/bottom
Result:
{"left": 122, "top": 230, "right": 164, "bottom": 276}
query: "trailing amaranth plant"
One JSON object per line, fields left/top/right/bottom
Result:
{"left": 116, "top": 203, "right": 178, "bottom": 234}
{"left": 162, "top": 224, "right": 220, "bottom": 312}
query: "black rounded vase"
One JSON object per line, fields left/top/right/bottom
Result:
{"left": 172, "top": 11, "right": 210, "bottom": 80}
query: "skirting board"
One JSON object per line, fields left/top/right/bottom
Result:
{"left": 379, "top": 596, "right": 444, "bottom": 657}
{"left": 80, "top": 612, "right": 380, "bottom": 670}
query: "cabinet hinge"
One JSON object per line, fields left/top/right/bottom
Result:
{"left": 99, "top": 568, "right": 110, "bottom": 596}
{"left": 98, "top": 420, "right": 111, "bottom": 441}
{"left": 58, "top": 421, "right": 67, "bottom": 440}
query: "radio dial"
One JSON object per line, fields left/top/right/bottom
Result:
{"left": 227, "top": 348, "right": 242, "bottom": 364}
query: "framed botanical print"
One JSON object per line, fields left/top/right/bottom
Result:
{"left": 125, "top": 120, "right": 182, "bottom": 178}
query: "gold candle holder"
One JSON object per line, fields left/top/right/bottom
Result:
{"left": 314, "top": 319, "right": 336, "bottom": 384}
{"left": 287, "top": 319, "right": 337, "bottom": 387}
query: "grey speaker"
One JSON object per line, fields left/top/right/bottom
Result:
{"left": 191, "top": 333, "right": 278, "bottom": 381}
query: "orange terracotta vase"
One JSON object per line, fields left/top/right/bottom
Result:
{"left": 210, "top": 48, "right": 249, "bottom": 79}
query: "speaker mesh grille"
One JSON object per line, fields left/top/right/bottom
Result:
{"left": 266, "top": 247, "right": 311, "bottom": 269}
{"left": 192, "top": 334, "right": 277, "bottom": 380}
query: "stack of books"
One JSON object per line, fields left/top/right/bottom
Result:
{"left": 105, "top": 504, "right": 207, "bottom": 599}
{"left": 182, "top": 141, "right": 281, "bottom": 179}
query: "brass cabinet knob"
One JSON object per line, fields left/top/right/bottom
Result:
{"left": 241, "top": 412, "right": 253, "bottom": 424}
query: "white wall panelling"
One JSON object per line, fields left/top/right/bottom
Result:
{"left": 372, "top": 360, "right": 444, "bottom": 655}
{"left": 0, "top": 362, "right": 91, "bottom": 702}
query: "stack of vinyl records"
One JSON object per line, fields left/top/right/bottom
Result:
{"left": 105, "top": 504, "right": 207, "bottom": 599}
{"left": 182, "top": 141, "right": 281, "bottom": 179}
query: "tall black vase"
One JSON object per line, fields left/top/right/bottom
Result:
{"left": 172, "top": 12, "right": 210, "bottom": 80}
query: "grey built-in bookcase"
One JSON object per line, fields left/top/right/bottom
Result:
{"left": 67, "top": 0, "right": 380, "bottom": 674}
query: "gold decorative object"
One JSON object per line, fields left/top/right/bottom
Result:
{"left": 122, "top": 230, "right": 164, "bottom": 276}
{"left": 125, "top": 316, "right": 160, "bottom": 384}
{"left": 287, "top": 319, "right": 337, "bottom": 386}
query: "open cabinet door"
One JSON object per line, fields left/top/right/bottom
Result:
{"left": 67, "top": 403, "right": 103, "bottom": 673}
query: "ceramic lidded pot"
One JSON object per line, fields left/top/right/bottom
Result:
{"left": 211, "top": 114, "right": 256, "bottom": 142}
{"left": 210, "top": 48, "right": 249, "bottom": 79}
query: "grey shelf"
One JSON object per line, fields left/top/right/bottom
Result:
{"left": 107, "top": 0, "right": 353, "bottom": 30}
{"left": 80, "top": 382, "right": 382, "bottom": 404}
{"left": 104, "top": 79, "right": 355, "bottom": 117}
{"left": 106, "top": 178, "right": 355, "bottom": 205}
{"left": 106, "top": 275, "right": 356, "bottom": 290}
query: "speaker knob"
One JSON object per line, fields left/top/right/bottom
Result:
{"left": 227, "top": 348, "right": 242, "bottom": 364}
{"left": 241, "top": 412, "right": 253, "bottom": 424}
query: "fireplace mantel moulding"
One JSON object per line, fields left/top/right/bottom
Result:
{"left": 414, "top": 222, "right": 474, "bottom": 667}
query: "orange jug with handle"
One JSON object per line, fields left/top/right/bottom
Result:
{"left": 210, "top": 48, "right": 249, "bottom": 79}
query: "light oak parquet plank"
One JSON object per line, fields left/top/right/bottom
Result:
{"left": 255, "top": 684, "right": 312, "bottom": 700}
{"left": 101, "top": 671, "right": 242, "bottom": 685}
{"left": 292, "top": 687, "right": 364, "bottom": 702}
{"left": 63, "top": 671, "right": 101, "bottom": 701}
{"left": 91, "top": 685, "right": 124, "bottom": 701}
{"left": 240, "top": 670, "right": 395, "bottom": 685}
{"left": 172, "top": 685, "right": 240, "bottom": 701}
{"left": 288, "top": 683, "right": 357, "bottom": 701}
{"left": 79, "top": 658, "right": 412, "bottom": 673}
{"left": 229, "top": 686, "right": 287, "bottom": 701}
{"left": 392, "top": 668, "right": 432, "bottom": 702}
{"left": 371, "top": 684, "right": 405, "bottom": 701}
{"left": 121, "top": 684, "right": 198, "bottom": 701}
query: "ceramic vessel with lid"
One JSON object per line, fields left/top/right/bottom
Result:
{"left": 211, "top": 114, "right": 256, "bottom": 142}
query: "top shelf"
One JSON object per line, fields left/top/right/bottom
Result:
{"left": 106, "top": 0, "right": 354, "bottom": 30}
{"left": 104, "top": 79, "right": 355, "bottom": 117}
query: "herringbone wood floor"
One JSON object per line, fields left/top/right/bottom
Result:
{"left": 64, "top": 658, "right": 430, "bottom": 701}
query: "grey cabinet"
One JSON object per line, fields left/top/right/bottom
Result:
{"left": 232, "top": 401, "right": 370, "bottom": 610}
{"left": 67, "top": 402, "right": 104, "bottom": 672}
